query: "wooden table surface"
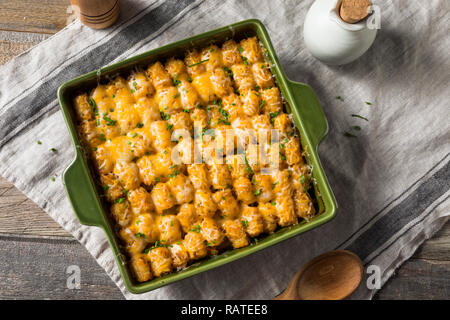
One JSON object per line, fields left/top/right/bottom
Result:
{"left": 0, "top": 0, "right": 449, "bottom": 300}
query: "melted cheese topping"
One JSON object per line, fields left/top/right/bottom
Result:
{"left": 73, "top": 36, "right": 315, "bottom": 282}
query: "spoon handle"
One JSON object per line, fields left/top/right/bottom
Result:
{"left": 273, "top": 269, "right": 303, "bottom": 300}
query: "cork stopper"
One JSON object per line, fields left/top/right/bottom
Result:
{"left": 338, "top": 0, "right": 371, "bottom": 24}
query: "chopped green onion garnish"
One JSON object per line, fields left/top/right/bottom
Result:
{"left": 351, "top": 114, "right": 369, "bottom": 121}
{"left": 103, "top": 114, "right": 117, "bottom": 126}
{"left": 223, "top": 67, "right": 233, "bottom": 77}
{"left": 173, "top": 75, "right": 181, "bottom": 87}
{"left": 89, "top": 98, "right": 96, "bottom": 109}
{"left": 190, "top": 225, "right": 201, "bottom": 233}
{"left": 344, "top": 131, "right": 358, "bottom": 138}
{"left": 217, "top": 119, "right": 231, "bottom": 125}
{"left": 160, "top": 111, "right": 170, "bottom": 120}
{"left": 259, "top": 100, "right": 266, "bottom": 109}
{"left": 135, "top": 232, "right": 146, "bottom": 239}
{"left": 115, "top": 197, "right": 125, "bottom": 204}
{"left": 243, "top": 155, "right": 254, "bottom": 174}
{"left": 300, "top": 175, "right": 306, "bottom": 184}
{"left": 168, "top": 170, "right": 180, "bottom": 179}
{"left": 188, "top": 59, "right": 209, "bottom": 68}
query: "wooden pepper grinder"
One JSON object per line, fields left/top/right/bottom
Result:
{"left": 70, "top": 0, "right": 120, "bottom": 29}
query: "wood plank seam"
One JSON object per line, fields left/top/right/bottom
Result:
{"left": 0, "top": 233, "right": 77, "bottom": 244}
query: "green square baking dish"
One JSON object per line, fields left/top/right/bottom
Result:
{"left": 57, "top": 19, "right": 337, "bottom": 294}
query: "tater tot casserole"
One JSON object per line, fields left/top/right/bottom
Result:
{"left": 72, "top": 36, "right": 318, "bottom": 283}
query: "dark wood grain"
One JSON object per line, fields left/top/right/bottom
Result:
{"left": 413, "top": 223, "right": 450, "bottom": 261}
{"left": 0, "top": 235, "right": 123, "bottom": 300}
{"left": 0, "top": 176, "right": 71, "bottom": 237}
{"left": 375, "top": 222, "right": 450, "bottom": 300}
{"left": 0, "top": 31, "right": 48, "bottom": 65}
{"left": 0, "top": 0, "right": 71, "bottom": 34}
{"left": 0, "top": 224, "right": 448, "bottom": 300}
{"left": 375, "top": 259, "right": 450, "bottom": 300}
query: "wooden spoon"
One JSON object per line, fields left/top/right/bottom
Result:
{"left": 274, "top": 250, "right": 363, "bottom": 300}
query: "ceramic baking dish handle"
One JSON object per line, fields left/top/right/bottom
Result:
{"left": 63, "top": 150, "right": 106, "bottom": 227}
{"left": 287, "top": 80, "right": 328, "bottom": 148}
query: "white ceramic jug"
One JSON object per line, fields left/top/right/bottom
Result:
{"left": 303, "top": 0, "right": 377, "bottom": 65}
